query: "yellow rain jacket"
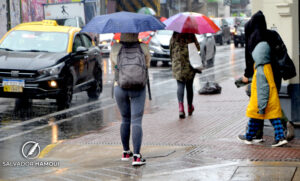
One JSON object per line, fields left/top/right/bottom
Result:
{"left": 246, "top": 42, "right": 282, "bottom": 119}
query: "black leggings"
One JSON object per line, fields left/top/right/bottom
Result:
{"left": 177, "top": 78, "right": 194, "bottom": 105}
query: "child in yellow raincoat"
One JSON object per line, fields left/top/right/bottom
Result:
{"left": 239, "top": 40, "right": 288, "bottom": 147}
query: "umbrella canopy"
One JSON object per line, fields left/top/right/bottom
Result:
{"left": 163, "top": 12, "right": 220, "bottom": 34}
{"left": 137, "top": 7, "right": 156, "bottom": 15}
{"left": 81, "top": 11, "right": 165, "bottom": 34}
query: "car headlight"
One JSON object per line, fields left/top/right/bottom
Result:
{"left": 38, "top": 62, "right": 65, "bottom": 76}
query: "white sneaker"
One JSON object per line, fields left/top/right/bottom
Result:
{"left": 272, "top": 139, "right": 288, "bottom": 147}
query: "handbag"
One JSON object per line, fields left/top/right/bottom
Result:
{"left": 188, "top": 43, "right": 203, "bottom": 73}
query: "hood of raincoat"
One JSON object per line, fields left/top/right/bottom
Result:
{"left": 245, "top": 11, "right": 268, "bottom": 53}
{"left": 252, "top": 41, "right": 271, "bottom": 69}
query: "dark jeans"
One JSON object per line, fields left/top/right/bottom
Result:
{"left": 177, "top": 78, "right": 194, "bottom": 105}
{"left": 114, "top": 86, "right": 146, "bottom": 154}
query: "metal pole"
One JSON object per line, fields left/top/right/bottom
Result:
{"left": 6, "top": 0, "right": 11, "bottom": 31}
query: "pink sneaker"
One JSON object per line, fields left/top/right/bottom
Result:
{"left": 121, "top": 151, "right": 133, "bottom": 161}
{"left": 132, "top": 154, "right": 146, "bottom": 166}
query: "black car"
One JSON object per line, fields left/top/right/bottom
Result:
{"left": 0, "top": 20, "right": 103, "bottom": 109}
{"left": 233, "top": 18, "right": 249, "bottom": 47}
{"left": 233, "top": 25, "right": 245, "bottom": 47}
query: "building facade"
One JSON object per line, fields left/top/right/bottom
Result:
{"left": 252, "top": 0, "right": 299, "bottom": 122}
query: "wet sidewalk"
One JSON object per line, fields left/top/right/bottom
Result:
{"left": 14, "top": 79, "right": 300, "bottom": 181}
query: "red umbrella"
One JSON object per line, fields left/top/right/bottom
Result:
{"left": 164, "top": 12, "right": 220, "bottom": 34}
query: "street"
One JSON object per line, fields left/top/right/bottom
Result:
{"left": 0, "top": 44, "right": 247, "bottom": 179}
{"left": 0, "top": 42, "right": 300, "bottom": 181}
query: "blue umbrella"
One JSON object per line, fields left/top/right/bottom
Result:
{"left": 81, "top": 11, "right": 165, "bottom": 34}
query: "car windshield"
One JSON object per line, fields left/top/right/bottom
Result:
{"left": 156, "top": 30, "right": 173, "bottom": 35}
{"left": 0, "top": 30, "right": 69, "bottom": 52}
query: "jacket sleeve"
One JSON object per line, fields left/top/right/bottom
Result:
{"left": 244, "top": 45, "right": 254, "bottom": 78}
{"left": 141, "top": 44, "right": 151, "bottom": 68}
{"left": 256, "top": 65, "right": 269, "bottom": 114}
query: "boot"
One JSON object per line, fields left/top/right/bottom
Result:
{"left": 179, "top": 102, "right": 185, "bottom": 119}
{"left": 188, "top": 104, "right": 194, "bottom": 116}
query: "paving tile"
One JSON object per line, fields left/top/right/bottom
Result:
{"left": 231, "top": 166, "right": 296, "bottom": 181}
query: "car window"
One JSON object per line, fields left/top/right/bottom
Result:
{"left": 0, "top": 30, "right": 68, "bottom": 52}
{"left": 81, "top": 34, "right": 93, "bottom": 48}
{"left": 73, "top": 34, "right": 84, "bottom": 52}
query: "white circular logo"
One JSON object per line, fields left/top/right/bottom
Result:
{"left": 21, "top": 141, "right": 41, "bottom": 159}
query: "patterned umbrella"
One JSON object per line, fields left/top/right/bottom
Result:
{"left": 163, "top": 12, "right": 220, "bottom": 34}
{"left": 137, "top": 7, "right": 156, "bottom": 16}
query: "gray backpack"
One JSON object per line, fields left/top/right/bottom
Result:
{"left": 116, "top": 43, "right": 147, "bottom": 89}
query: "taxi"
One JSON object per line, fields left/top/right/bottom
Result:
{"left": 0, "top": 20, "right": 103, "bottom": 109}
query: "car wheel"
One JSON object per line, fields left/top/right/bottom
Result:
{"left": 150, "top": 61, "right": 157, "bottom": 67}
{"left": 15, "top": 98, "right": 33, "bottom": 109}
{"left": 234, "top": 42, "right": 238, "bottom": 47}
{"left": 57, "top": 75, "right": 73, "bottom": 110}
{"left": 87, "top": 65, "right": 102, "bottom": 99}
{"left": 227, "top": 40, "right": 231, "bottom": 44}
{"left": 241, "top": 43, "right": 244, "bottom": 47}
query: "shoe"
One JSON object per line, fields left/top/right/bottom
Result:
{"left": 121, "top": 151, "right": 133, "bottom": 161}
{"left": 237, "top": 135, "right": 264, "bottom": 144}
{"left": 132, "top": 154, "right": 146, "bottom": 166}
{"left": 272, "top": 139, "right": 288, "bottom": 147}
{"left": 188, "top": 104, "right": 194, "bottom": 116}
{"left": 179, "top": 102, "right": 185, "bottom": 119}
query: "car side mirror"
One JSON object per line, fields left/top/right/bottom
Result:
{"left": 150, "top": 32, "right": 155, "bottom": 37}
{"left": 76, "top": 46, "right": 88, "bottom": 53}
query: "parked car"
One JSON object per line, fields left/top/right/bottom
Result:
{"left": 211, "top": 18, "right": 231, "bottom": 45}
{"left": 196, "top": 33, "right": 216, "bottom": 67}
{"left": 233, "top": 18, "right": 249, "bottom": 47}
{"left": 148, "top": 30, "right": 173, "bottom": 66}
{"left": 0, "top": 20, "right": 103, "bottom": 109}
{"left": 98, "top": 33, "right": 114, "bottom": 56}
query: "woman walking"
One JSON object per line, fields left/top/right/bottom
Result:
{"left": 170, "top": 32, "right": 200, "bottom": 118}
{"left": 110, "top": 33, "right": 150, "bottom": 165}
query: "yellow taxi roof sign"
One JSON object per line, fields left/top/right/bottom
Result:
{"left": 42, "top": 20, "right": 58, "bottom": 26}
{"left": 16, "top": 20, "right": 58, "bottom": 27}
